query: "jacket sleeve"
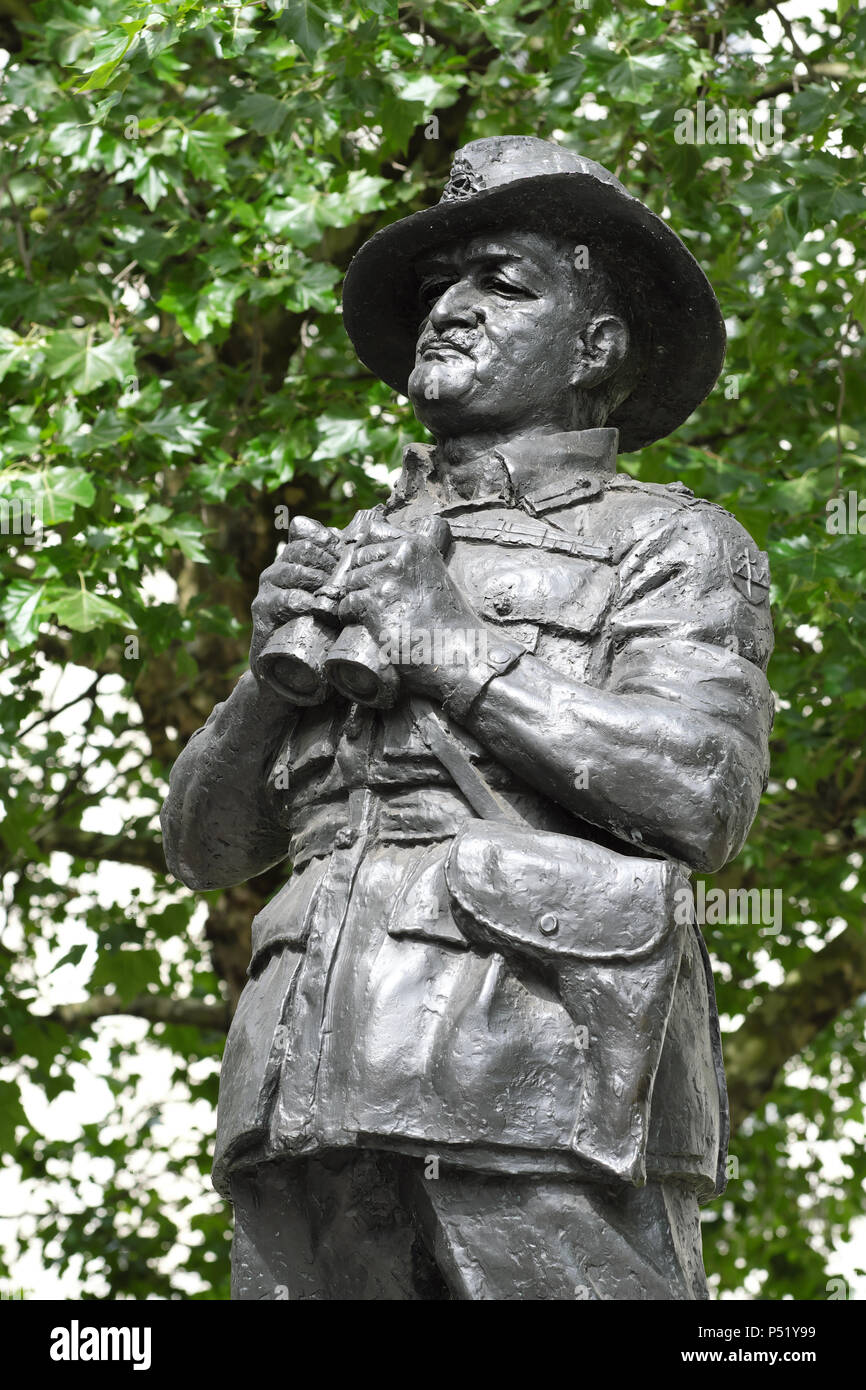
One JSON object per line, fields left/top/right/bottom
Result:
{"left": 465, "top": 500, "right": 774, "bottom": 873}
{"left": 160, "top": 671, "right": 296, "bottom": 890}
{"left": 603, "top": 500, "right": 774, "bottom": 869}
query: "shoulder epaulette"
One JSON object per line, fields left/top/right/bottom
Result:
{"left": 605, "top": 475, "right": 734, "bottom": 516}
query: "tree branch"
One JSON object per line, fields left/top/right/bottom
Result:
{"left": 18, "top": 675, "right": 100, "bottom": 739}
{"left": 724, "top": 926, "right": 866, "bottom": 1129}
{"left": 34, "top": 824, "right": 168, "bottom": 874}
{"left": 0, "top": 993, "right": 229, "bottom": 1055}
{"left": 8, "top": 922, "right": 866, "bottom": 1133}
{"left": 0, "top": 173, "right": 33, "bottom": 280}
{"left": 54, "top": 992, "right": 229, "bottom": 1031}
{"left": 757, "top": 62, "right": 851, "bottom": 99}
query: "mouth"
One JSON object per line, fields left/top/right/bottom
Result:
{"left": 418, "top": 339, "right": 473, "bottom": 361}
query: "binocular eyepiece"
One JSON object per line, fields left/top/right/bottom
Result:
{"left": 257, "top": 511, "right": 450, "bottom": 710}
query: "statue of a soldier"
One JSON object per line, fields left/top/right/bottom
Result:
{"left": 161, "top": 137, "right": 773, "bottom": 1301}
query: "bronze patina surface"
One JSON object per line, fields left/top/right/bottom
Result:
{"left": 161, "top": 137, "right": 773, "bottom": 1300}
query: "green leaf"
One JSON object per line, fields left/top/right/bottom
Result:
{"left": 157, "top": 279, "right": 243, "bottom": 343}
{"left": 135, "top": 160, "right": 170, "bottom": 211}
{"left": 849, "top": 278, "right": 866, "bottom": 326}
{"left": 278, "top": 0, "right": 328, "bottom": 60}
{"left": 155, "top": 515, "right": 210, "bottom": 562}
{"left": 139, "top": 405, "right": 215, "bottom": 454}
{"left": 391, "top": 73, "right": 461, "bottom": 108}
{"left": 90, "top": 946, "right": 163, "bottom": 1000}
{"left": 312, "top": 415, "right": 367, "bottom": 459}
{"left": 47, "top": 582, "right": 133, "bottom": 633}
{"left": 604, "top": 51, "right": 681, "bottom": 103}
{"left": 74, "top": 20, "right": 146, "bottom": 91}
{"left": 44, "top": 329, "right": 136, "bottom": 395}
{"left": 1, "top": 464, "right": 96, "bottom": 524}
{"left": 1, "top": 0, "right": 864, "bottom": 1308}
{"left": 233, "top": 92, "right": 290, "bottom": 135}
{"left": 0, "top": 328, "right": 39, "bottom": 383}
{"left": 284, "top": 260, "right": 340, "bottom": 312}
{"left": 37, "top": 466, "right": 96, "bottom": 523}
{"left": 52, "top": 943, "right": 88, "bottom": 971}
{"left": 262, "top": 195, "right": 322, "bottom": 248}
{"left": 0, "top": 579, "right": 43, "bottom": 648}
{"left": 0, "top": 1079, "right": 28, "bottom": 1154}
{"left": 76, "top": 59, "right": 124, "bottom": 93}
{"left": 184, "top": 121, "right": 242, "bottom": 185}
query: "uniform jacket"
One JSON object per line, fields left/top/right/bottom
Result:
{"left": 183, "top": 428, "right": 773, "bottom": 1199}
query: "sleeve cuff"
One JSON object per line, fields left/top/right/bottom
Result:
{"left": 441, "top": 632, "right": 526, "bottom": 723}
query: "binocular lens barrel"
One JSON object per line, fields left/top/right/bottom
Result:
{"left": 323, "top": 626, "right": 400, "bottom": 708}
{"left": 258, "top": 616, "right": 399, "bottom": 709}
{"left": 257, "top": 615, "right": 333, "bottom": 705}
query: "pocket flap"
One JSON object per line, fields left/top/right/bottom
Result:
{"left": 249, "top": 857, "right": 329, "bottom": 973}
{"left": 386, "top": 844, "right": 469, "bottom": 950}
{"left": 444, "top": 823, "right": 680, "bottom": 963}
{"left": 480, "top": 558, "right": 614, "bottom": 637}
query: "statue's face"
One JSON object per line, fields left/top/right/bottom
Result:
{"left": 408, "top": 229, "right": 583, "bottom": 437}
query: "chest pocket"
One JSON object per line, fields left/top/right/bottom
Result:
{"left": 479, "top": 556, "right": 615, "bottom": 639}
{"left": 268, "top": 705, "right": 341, "bottom": 811}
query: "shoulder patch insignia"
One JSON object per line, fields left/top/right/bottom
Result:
{"left": 730, "top": 545, "right": 770, "bottom": 603}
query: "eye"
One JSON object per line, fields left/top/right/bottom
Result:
{"left": 418, "top": 278, "right": 453, "bottom": 310}
{"left": 484, "top": 275, "right": 530, "bottom": 297}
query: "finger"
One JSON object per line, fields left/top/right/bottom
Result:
{"left": 265, "top": 564, "right": 327, "bottom": 593}
{"left": 255, "top": 586, "right": 338, "bottom": 623}
{"left": 338, "top": 592, "right": 369, "bottom": 626}
{"left": 288, "top": 515, "right": 341, "bottom": 555}
{"left": 276, "top": 540, "right": 337, "bottom": 574}
{"left": 268, "top": 589, "right": 330, "bottom": 621}
{"left": 356, "top": 515, "right": 403, "bottom": 547}
{"left": 343, "top": 559, "right": 394, "bottom": 591}
{"left": 353, "top": 541, "right": 397, "bottom": 568}
{"left": 345, "top": 571, "right": 401, "bottom": 600}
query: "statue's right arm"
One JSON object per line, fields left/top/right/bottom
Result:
{"left": 160, "top": 672, "right": 296, "bottom": 890}
{"left": 160, "top": 515, "right": 341, "bottom": 890}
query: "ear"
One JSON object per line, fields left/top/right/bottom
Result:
{"left": 570, "top": 315, "right": 629, "bottom": 391}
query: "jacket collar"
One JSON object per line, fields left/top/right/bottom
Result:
{"left": 393, "top": 427, "right": 618, "bottom": 513}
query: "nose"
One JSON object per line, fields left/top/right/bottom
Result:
{"left": 428, "top": 278, "right": 483, "bottom": 332}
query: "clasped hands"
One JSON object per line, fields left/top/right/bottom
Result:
{"left": 251, "top": 512, "right": 487, "bottom": 700}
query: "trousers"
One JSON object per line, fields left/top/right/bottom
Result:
{"left": 229, "top": 1149, "right": 709, "bottom": 1300}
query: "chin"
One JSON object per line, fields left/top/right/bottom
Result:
{"left": 409, "top": 377, "right": 469, "bottom": 427}
{"left": 411, "top": 396, "right": 462, "bottom": 435}
{"left": 409, "top": 356, "right": 476, "bottom": 398}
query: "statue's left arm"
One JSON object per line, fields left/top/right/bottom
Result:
{"left": 458, "top": 506, "right": 773, "bottom": 873}
{"left": 343, "top": 506, "right": 774, "bottom": 875}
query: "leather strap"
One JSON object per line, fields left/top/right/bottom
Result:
{"left": 410, "top": 695, "right": 527, "bottom": 826}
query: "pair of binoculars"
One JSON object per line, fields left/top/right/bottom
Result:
{"left": 257, "top": 510, "right": 450, "bottom": 710}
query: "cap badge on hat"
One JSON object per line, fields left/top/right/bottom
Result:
{"left": 441, "top": 153, "right": 484, "bottom": 203}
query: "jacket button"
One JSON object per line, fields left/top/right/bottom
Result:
{"left": 539, "top": 913, "right": 559, "bottom": 936}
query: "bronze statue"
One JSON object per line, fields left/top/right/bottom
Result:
{"left": 161, "top": 137, "right": 773, "bottom": 1300}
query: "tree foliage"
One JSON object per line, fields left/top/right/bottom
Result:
{"left": 0, "top": 0, "right": 864, "bottom": 1299}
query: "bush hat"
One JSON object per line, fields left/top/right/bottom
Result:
{"left": 341, "top": 136, "right": 726, "bottom": 453}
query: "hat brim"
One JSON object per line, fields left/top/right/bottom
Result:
{"left": 341, "top": 171, "right": 726, "bottom": 453}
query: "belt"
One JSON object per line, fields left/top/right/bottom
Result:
{"left": 287, "top": 783, "right": 600, "bottom": 867}
{"left": 287, "top": 785, "right": 476, "bottom": 865}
